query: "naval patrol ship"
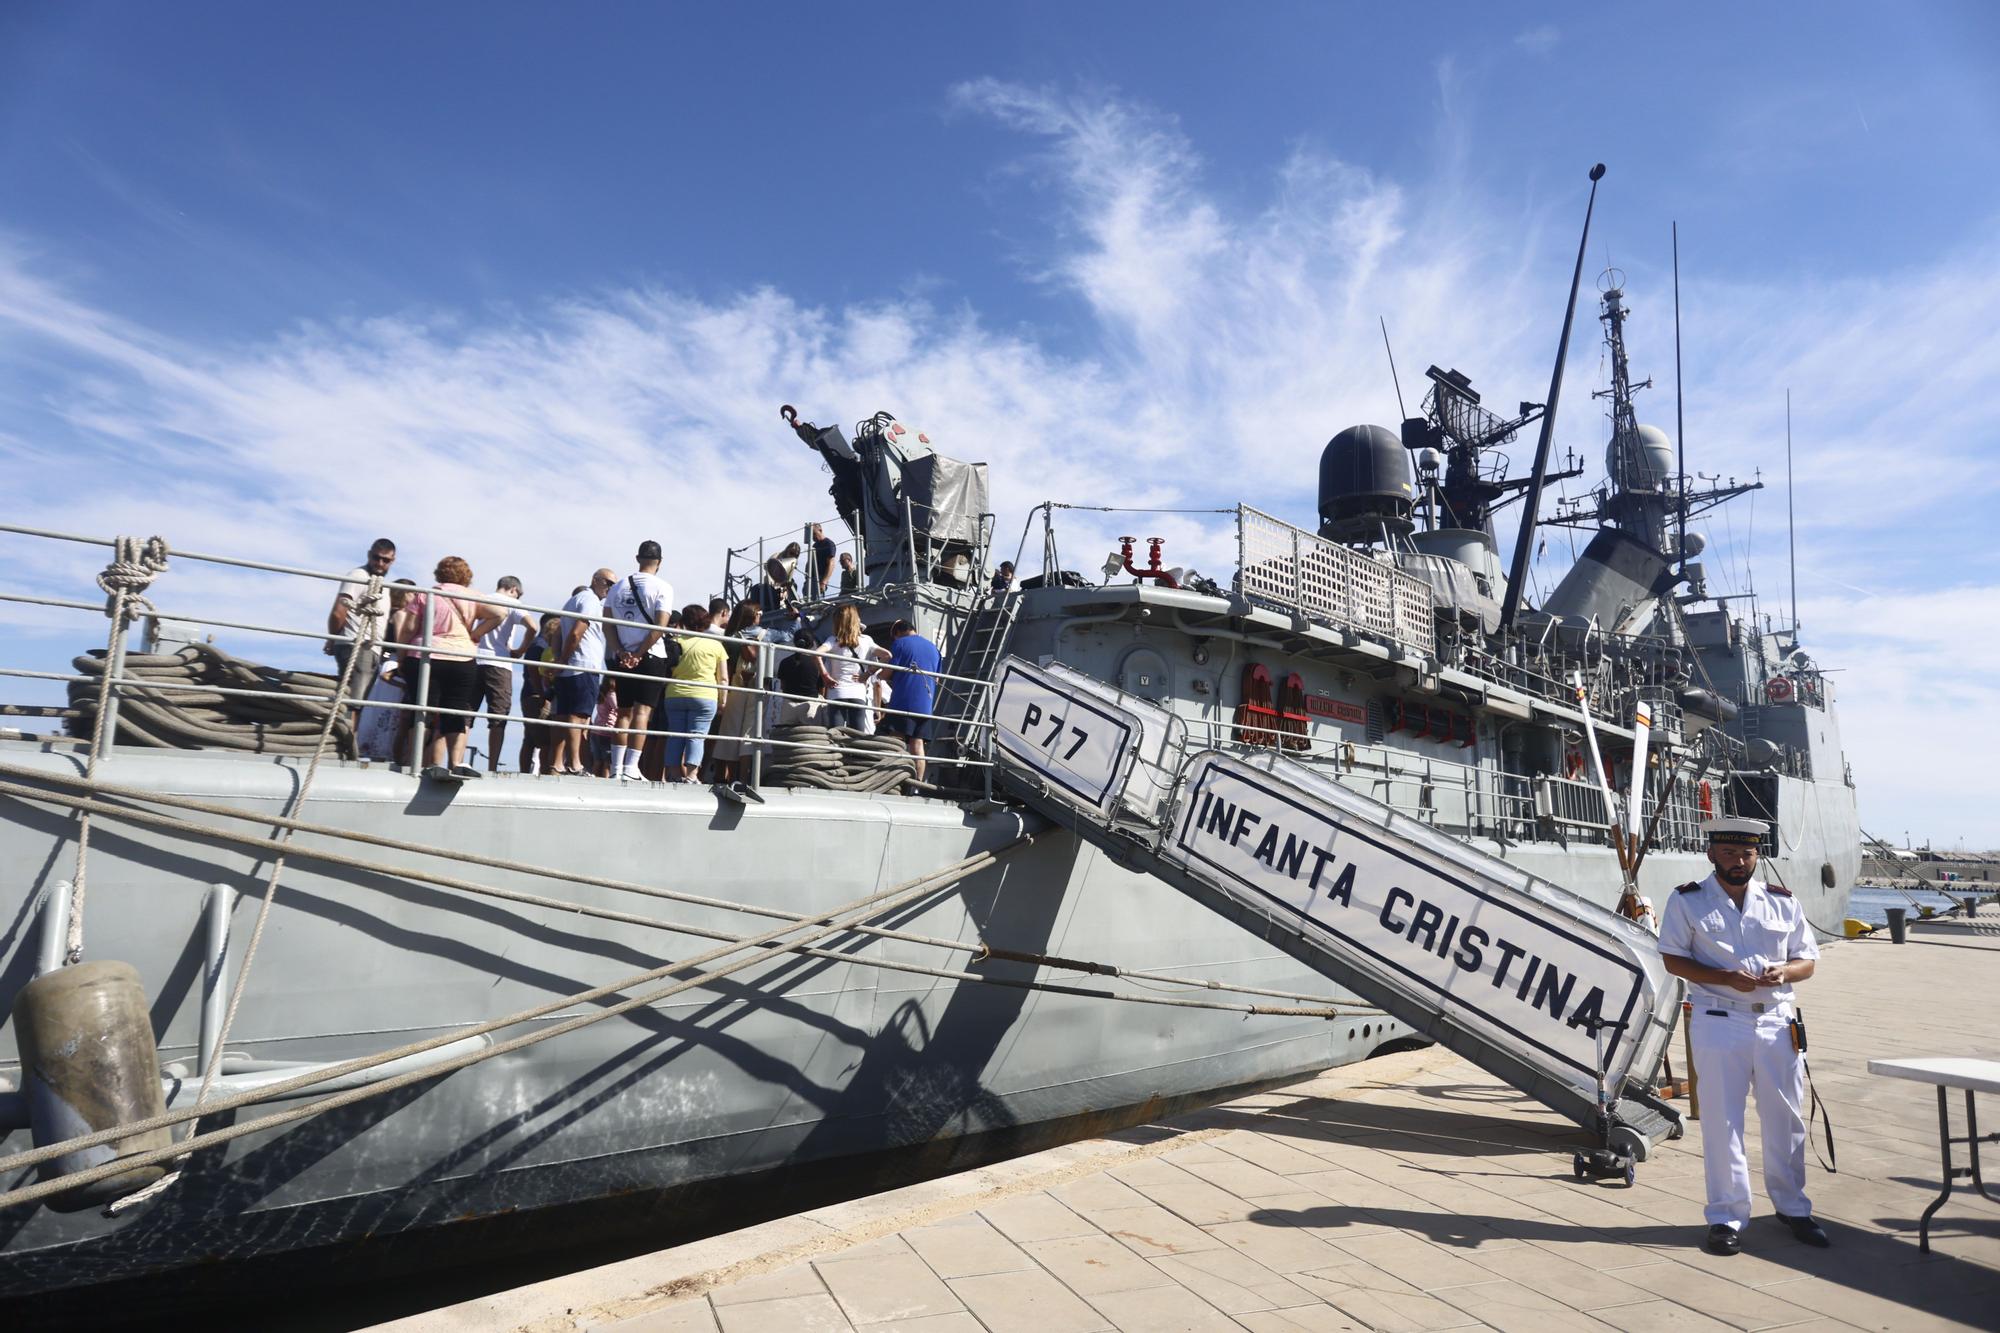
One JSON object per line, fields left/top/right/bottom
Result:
{"left": 0, "top": 189, "right": 1859, "bottom": 1300}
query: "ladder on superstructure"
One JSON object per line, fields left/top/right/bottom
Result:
{"left": 934, "top": 591, "right": 1021, "bottom": 757}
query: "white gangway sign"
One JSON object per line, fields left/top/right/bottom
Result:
{"left": 988, "top": 658, "right": 1178, "bottom": 824}
{"left": 1163, "top": 750, "right": 1673, "bottom": 1094}
{"left": 986, "top": 656, "right": 1683, "bottom": 1138}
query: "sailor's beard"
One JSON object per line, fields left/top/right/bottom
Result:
{"left": 1718, "top": 864, "right": 1754, "bottom": 886}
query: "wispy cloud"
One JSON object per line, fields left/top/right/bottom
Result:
{"left": 1, "top": 81, "right": 1994, "bottom": 841}
{"left": 1513, "top": 26, "right": 1560, "bottom": 57}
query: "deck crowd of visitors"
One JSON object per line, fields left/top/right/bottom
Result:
{"left": 325, "top": 535, "right": 945, "bottom": 790}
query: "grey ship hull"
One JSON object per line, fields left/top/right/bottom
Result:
{"left": 0, "top": 745, "right": 1384, "bottom": 1295}
{"left": 0, "top": 729, "right": 1856, "bottom": 1295}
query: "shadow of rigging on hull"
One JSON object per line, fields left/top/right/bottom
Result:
{"left": 0, "top": 1082, "right": 434, "bottom": 1291}
{"left": 782, "top": 839, "right": 1083, "bottom": 1170}
{"left": 0, "top": 803, "right": 886, "bottom": 1061}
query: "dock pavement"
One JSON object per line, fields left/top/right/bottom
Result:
{"left": 381, "top": 923, "right": 2000, "bottom": 1333}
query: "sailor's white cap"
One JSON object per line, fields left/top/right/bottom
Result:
{"left": 1702, "top": 816, "right": 1768, "bottom": 846}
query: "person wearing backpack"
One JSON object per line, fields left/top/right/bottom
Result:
{"left": 601, "top": 541, "right": 677, "bottom": 783}
{"left": 394, "top": 556, "right": 505, "bottom": 780}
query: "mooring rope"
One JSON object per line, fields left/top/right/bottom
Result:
{"left": 183, "top": 579, "right": 381, "bottom": 1117}
{"left": 0, "top": 760, "right": 1357, "bottom": 1012}
{"left": 0, "top": 778, "right": 1362, "bottom": 1040}
{"left": 65, "top": 535, "right": 169, "bottom": 966}
{"left": 0, "top": 839, "right": 1028, "bottom": 1210}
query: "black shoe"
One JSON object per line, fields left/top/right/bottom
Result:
{"left": 422, "top": 764, "right": 454, "bottom": 782}
{"left": 1704, "top": 1224, "right": 1741, "bottom": 1256}
{"left": 449, "top": 765, "right": 482, "bottom": 780}
{"left": 1776, "top": 1212, "right": 1830, "bottom": 1247}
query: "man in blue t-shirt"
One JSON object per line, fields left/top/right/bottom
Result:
{"left": 883, "top": 619, "right": 942, "bottom": 784}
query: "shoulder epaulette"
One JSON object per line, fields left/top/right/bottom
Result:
{"left": 1768, "top": 885, "right": 1792, "bottom": 897}
{"left": 1675, "top": 882, "right": 1703, "bottom": 894}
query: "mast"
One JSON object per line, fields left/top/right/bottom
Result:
{"left": 1786, "top": 389, "right": 1797, "bottom": 635}
{"left": 1500, "top": 162, "right": 1606, "bottom": 633}
{"left": 1672, "top": 223, "right": 1687, "bottom": 577}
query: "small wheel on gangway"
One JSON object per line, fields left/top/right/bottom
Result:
{"left": 1573, "top": 1154, "right": 1586, "bottom": 1180}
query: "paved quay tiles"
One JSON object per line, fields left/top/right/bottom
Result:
{"left": 376, "top": 929, "right": 2000, "bottom": 1333}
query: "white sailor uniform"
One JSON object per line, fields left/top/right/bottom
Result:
{"left": 1658, "top": 873, "right": 1819, "bottom": 1230}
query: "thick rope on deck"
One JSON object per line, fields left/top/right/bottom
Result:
{"left": 762, "top": 724, "right": 919, "bottom": 793}
{"left": 66, "top": 642, "right": 354, "bottom": 757}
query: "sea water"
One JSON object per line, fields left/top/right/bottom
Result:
{"left": 1847, "top": 883, "right": 1992, "bottom": 926}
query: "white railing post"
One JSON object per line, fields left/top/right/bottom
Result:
{"left": 410, "top": 595, "right": 433, "bottom": 769}
{"left": 201, "top": 883, "right": 236, "bottom": 1074}
{"left": 749, "top": 641, "right": 769, "bottom": 789}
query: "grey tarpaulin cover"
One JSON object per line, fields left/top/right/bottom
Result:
{"left": 899, "top": 453, "right": 989, "bottom": 544}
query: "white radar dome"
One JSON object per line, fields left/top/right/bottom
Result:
{"left": 1605, "top": 424, "right": 1676, "bottom": 488}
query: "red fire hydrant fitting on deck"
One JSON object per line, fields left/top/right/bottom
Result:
{"left": 1118, "top": 537, "right": 1181, "bottom": 589}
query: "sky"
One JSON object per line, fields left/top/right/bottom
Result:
{"left": 1, "top": 2, "right": 1996, "bottom": 846}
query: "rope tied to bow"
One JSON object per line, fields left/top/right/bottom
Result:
{"left": 66, "top": 535, "right": 171, "bottom": 967}
{"left": 95, "top": 535, "right": 170, "bottom": 623}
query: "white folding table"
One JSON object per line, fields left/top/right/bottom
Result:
{"left": 1867, "top": 1057, "right": 2000, "bottom": 1252}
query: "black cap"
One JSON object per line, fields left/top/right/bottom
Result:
{"left": 637, "top": 540, "right": 662, "bottom": 563}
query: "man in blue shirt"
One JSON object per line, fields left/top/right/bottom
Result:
{"left": 883, "top": 619, "right": 942, "bottom": 784}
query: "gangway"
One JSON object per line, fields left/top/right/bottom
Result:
{"left": 983, "top": 657, "right": 1685, "bottom": 1165}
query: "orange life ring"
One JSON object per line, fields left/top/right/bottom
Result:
{"left": 1697, "top": 778, "right": 1714, "bottom": 817}
{"left": 1765, "top": 676, "right": 1794, "bottom": 703}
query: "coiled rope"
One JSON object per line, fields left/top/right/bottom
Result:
{"left": 763, "top": 724, "right": 920, "bottom": 793}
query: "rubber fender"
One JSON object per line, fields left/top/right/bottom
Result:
{"left": 11, "top": 960, "right": 173, "bottom": 1212}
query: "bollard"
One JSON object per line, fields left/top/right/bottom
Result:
{"left": 1885, "top": 906, "right": 1907, "bottom": 944}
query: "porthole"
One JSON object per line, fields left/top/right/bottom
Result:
{"left": 1363, "top": 1024, "right": 1373, "bottom": 1038}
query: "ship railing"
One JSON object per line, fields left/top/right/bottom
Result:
{"left": 1188, "top": 715, "right": 1529, "bottom": 843}
{"left": 1233, "top": 506, "right": 1436, "bottom": 659}
{"left": 721, "top": 515, "right": 862, "bottom": 606}
{"left": 0, "top": 522, "right": 1002, "bottom": 793}
{"left": 1189, "top": 713, "right": 1710, "bottom": 857}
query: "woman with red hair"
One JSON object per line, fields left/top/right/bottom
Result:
{"left": 395, "top": 555, "right": 504, "bottom": 780}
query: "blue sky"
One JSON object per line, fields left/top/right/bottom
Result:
{"left": 2, "top": 3, "right": 1997, "bottom": 845}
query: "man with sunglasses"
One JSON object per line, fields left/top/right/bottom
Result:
{"left": 325, "top": 538, "right": 397, "bottom": 695}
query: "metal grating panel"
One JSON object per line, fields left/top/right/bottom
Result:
{"left": 1235, "top": 506, "right": 1435, "bottom": 656}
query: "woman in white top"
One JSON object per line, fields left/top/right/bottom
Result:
{"left": 817, "top": 604, "right": 889, "bottom": 732}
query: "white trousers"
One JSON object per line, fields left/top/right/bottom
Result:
{"left": 1691, "top": 1007, "right": 1811, "bottom": 1228}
